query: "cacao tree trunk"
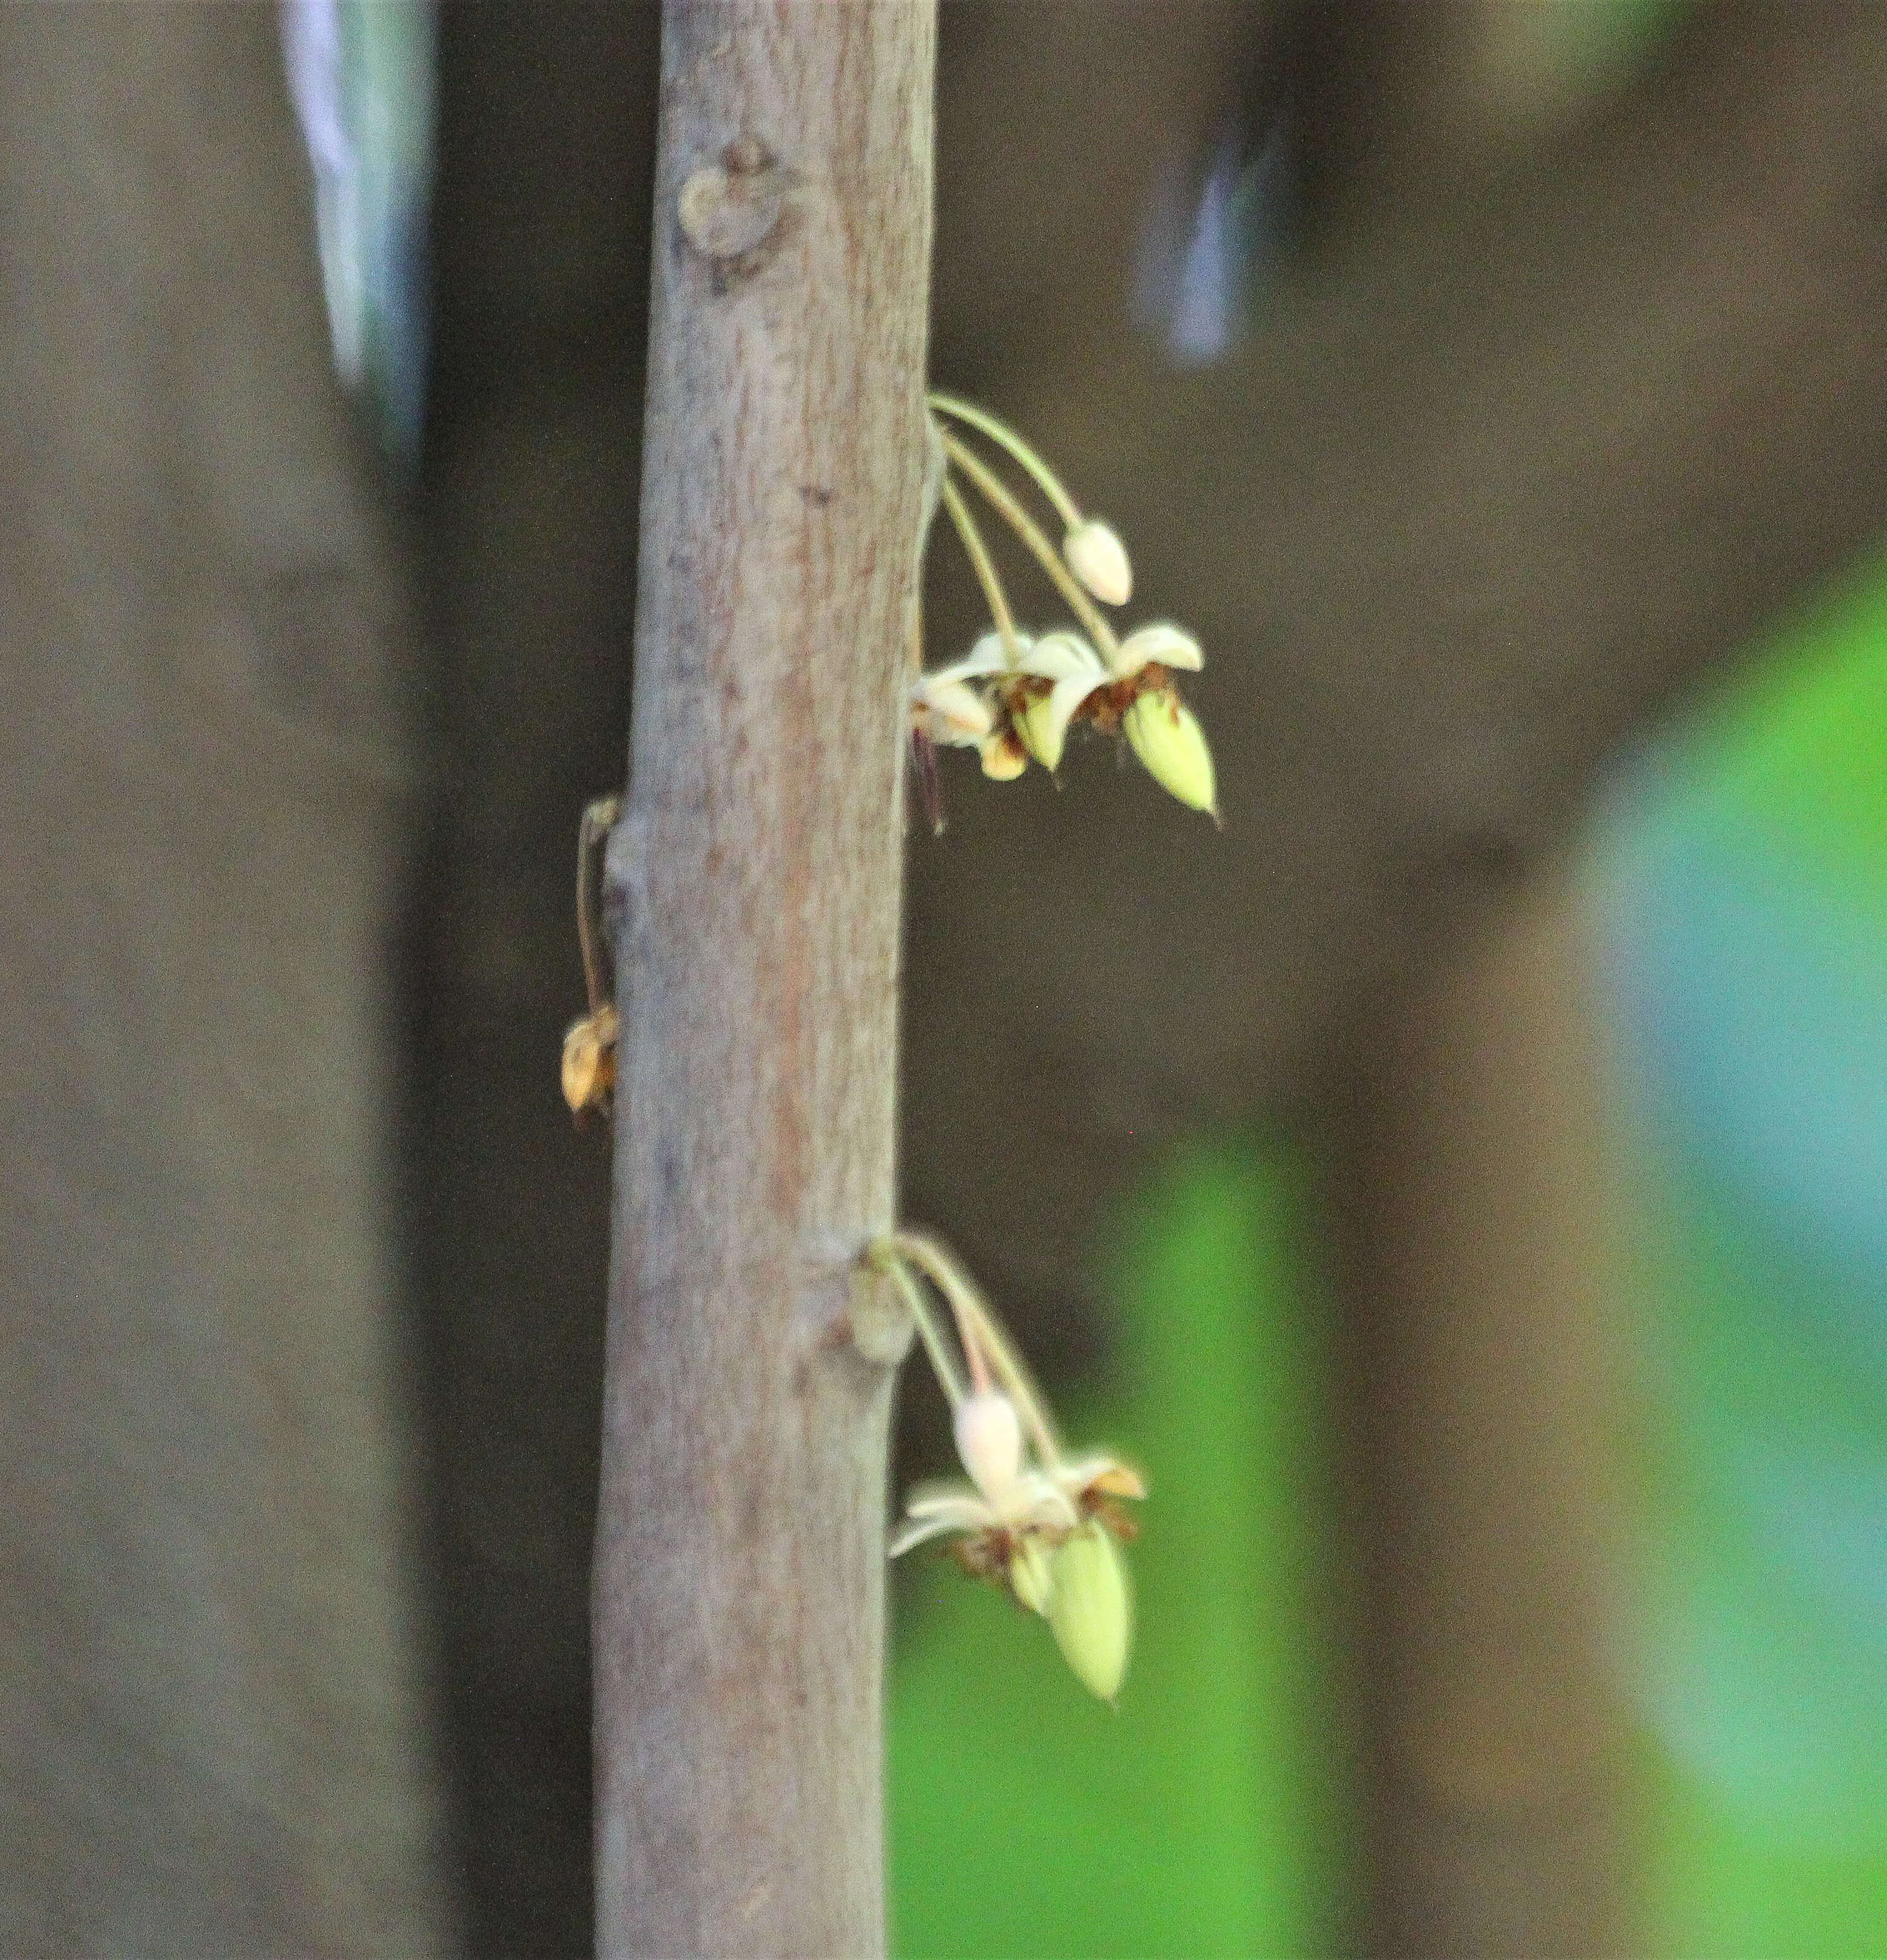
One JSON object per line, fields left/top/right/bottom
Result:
{"left": 591, "top": 6, "right": 937, "bottom": 1954}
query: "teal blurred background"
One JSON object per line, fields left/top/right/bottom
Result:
{"left": 887, "top": 559, "right": 1887, "bottom": 1958}
{"left": 1604, "top": 558, "right": 1887, "bottom": 1959}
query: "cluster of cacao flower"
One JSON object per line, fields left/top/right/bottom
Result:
{"left": 868, "top": 1231, "right": 1145, "bottom": 1702}
{"left": 911, "top": 393, "right": 1218, "bottom": 822}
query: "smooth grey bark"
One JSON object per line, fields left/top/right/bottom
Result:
{"left": 0, "top": 9, "right": 449, "bottom": 1953}
{"left": 591, "top": 6, "right": 935, "bottom": 1955}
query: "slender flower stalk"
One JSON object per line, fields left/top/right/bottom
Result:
{"left": 928, "top": 390, "right": 1087, "bottom": 535}
{"left": 929, "top": 390, "right": 1134, "bottom": 606}
{"left": 937, "top": 429, "right": 1123, "bottom": 661}
{"left": 876, "top": 1245, "right": 967, "bottom": 1404}
{"left": 938, "top": 474, "right": 1023, "bottom": 668}
{"left": 879, "top": 1229, "right": 1062, "bottom": 1465}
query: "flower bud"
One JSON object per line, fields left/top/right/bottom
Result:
{"left": 1048, "top": 1521, "right": 1132, "bottom": 1701}
{"left": 953, "top": 1389, "right": 1023, "bottom": 1503}
{"left": 1122, "top": 692, "right": 1217, "bottom": 817}
{"left": 1063, "top": 518, "right": 1132, "bottom": 606}
{"left": 561, "top": 1005, "right": 619, "bottom": 1117}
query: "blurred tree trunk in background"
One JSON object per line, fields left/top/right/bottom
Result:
{"left": 1326, "top": 871, "right": 1631, "bottom": 1957}
{"left": 0, "top": 8, "right": 448, "bottom": 1953}
{"left": 911, "top": 11, "right": 1887, "bottom": 1943}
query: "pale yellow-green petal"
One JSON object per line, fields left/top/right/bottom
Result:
{"left": 1122, "top": 692, "right": 1217, "bottom": 817}
{"left": 1047, "top": 1521, "right": 1133, "bottom": 1702}
{"left": 1008, "top": 1535, "right": 1056, "bottom": 1617}
{"left": 1019, "top": 670, "right": 1105, "bottom": 771}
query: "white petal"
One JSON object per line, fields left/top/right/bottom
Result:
{"left": 930, "top": 629, "right": 1027, "bottom": 687}
{"left": 901, "top": 1479, "right": 993, "bottom": 1522}
{"left": 995, "top": 1473, "right": 1081, "bottom": 1533}
{"left": 889, "top": 1512, "right": 973, "bottom": 1557}
{"left": 1017, "top": 630, "right": 1103, "bottom": 682}
{"left": 889, "top": 1484, "right": 993, "bottom": 1557}
{"left": 909, "top": 675, "right": 993, "bottom": 746}
{"left": 1111, "top": 621, "right": 1203, "bottom": 680}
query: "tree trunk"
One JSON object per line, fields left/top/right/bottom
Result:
{"left": 0, "top": 7, "right": 448, "bottom": 1951}
{"left": 591, "top": 6, "right": 935, "bottom": 1956}
{"left": 1326, "top": 866, "right": 1629, "bottom": 1957}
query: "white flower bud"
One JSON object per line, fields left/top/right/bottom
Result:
{"left": 953, "top": 1389, "right": 1023, "bottom": 1503}
{"left": 1063, "top": 518, "right": 1132, "bottom": 606}
{"left": 1048, "top": 1521, "right": 1132, "bottom": 1702}
{"left": 1122, "top": 692, "right": 1217, "bottom": 817}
